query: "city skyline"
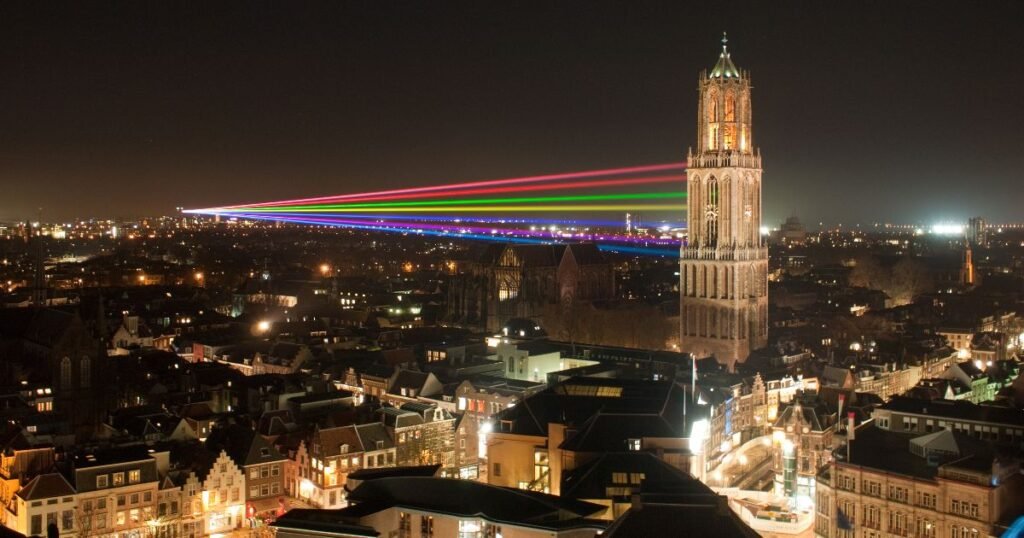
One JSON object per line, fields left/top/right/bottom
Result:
{"left": 2, "top": 2, "right": 1023, "bottom": 223}
{"left": 2, "top": 7, "right": 1024, "bottom": 537}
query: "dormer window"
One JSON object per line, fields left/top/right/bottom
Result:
{"left": 376, "top": 440, "right": 384, "bottom": 450}
{"left": 260, "top": 448, "right": 270, "bottom": 457}
{"left": 340, "top": 444, "right": 349, "bottom": 454}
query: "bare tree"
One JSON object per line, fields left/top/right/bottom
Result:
{"left": 849, "top": 255, "right": 888, "bottom": 291}
{"left": 76, "top": 500, "right": 100, "bottom": 538}
{"left": 889, "top": 257, "right": 933, "bottom": 306}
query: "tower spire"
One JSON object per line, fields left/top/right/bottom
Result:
{"left": 709, "top": 32, "right": 740, "bottom": 79}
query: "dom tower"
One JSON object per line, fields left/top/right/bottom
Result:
{"left": 680, "top": 34, "right": 768, "bottom": 368}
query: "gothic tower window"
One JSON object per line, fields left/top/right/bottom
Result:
{"left": 80, "top": 356, "right": 91, "bottom": 388}
{"left": 60, "top": 357, "right": 72, "bottom": 389}
{"left": 724, "top": 93, "right": 736, "bottom": 121}
{"left": 705, "top": 177, "right": 719, "bottom": 245}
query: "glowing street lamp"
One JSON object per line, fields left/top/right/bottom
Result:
{"left": 256, "top": 320, "right": 271, "bottom": 333}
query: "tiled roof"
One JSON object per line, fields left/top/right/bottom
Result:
{"left": 388, "top": 370, "right": 428, "bottom": 392}
{"left": 18, "top": 473, "right": 75, "bottom": 501}
{"left": 354, "top": 423, "right": 394, "bottom": 451}
{"left": 315, "top": 425, "right": 364, "bottom": 456}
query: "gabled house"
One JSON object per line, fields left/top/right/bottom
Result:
{"left": 205, "top": 424, "right": 287, "bottom": 511}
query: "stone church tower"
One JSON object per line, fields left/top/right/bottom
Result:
{"left": 680, "top": 34, "right": 768, "bottom": 368}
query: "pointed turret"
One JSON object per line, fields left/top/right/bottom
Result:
{"left": 709, "top": 32, "right": 741, "bottom": 79}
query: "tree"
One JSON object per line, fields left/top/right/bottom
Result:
{"left": 848, "top": 255, "right": 888, "bottom": 291}
{"left": 888, "top": 257, "right": 933, "bottom": 306}
{"left": 76, "top": 499, "right": 100, "bottom": 538}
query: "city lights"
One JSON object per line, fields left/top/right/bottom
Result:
{"left": 4, "top": 17, "right": 1023, "bottom": 538}
{"left": 930, "top": 224, "right": 965, "bottom": 235}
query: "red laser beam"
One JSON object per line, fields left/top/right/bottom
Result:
{"left": 216, "top": 162, "right": 686, "bottom": 210}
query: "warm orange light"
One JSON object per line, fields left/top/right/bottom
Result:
{"left": 320, "top": 263, "right": 331, "bottom": 275}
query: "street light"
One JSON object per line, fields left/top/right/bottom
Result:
{"left": 256, "top": 320, "right": 271, "bottom": 333}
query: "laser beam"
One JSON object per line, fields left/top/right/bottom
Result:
{"left": 194, "top": 162, "right": 686, "bottom": 211}
{"left": 223, "top": 192, "right": 684, "bottom": 212}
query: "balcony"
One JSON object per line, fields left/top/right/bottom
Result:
{"left": 688, "top": 150, "right": 763, "bottom": 170}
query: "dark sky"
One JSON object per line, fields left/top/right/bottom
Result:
{"left": 2, "top": 1, "right": 1022, "bottom": 225}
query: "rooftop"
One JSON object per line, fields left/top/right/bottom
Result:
{"left": 342, "top": 476, "right": 607, "bottom": 530}
{"left": 494, "top": 377, "right": 692, "bottom": 437}
{"left": 880, "top": 396, "right": 1024, "bottom": 426}
{"left": 841, "top": 423, "right": 999, "bottom": 481}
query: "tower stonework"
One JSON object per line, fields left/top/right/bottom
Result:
{"left": 680, "top": 35, "right": 768, "bottom": 368}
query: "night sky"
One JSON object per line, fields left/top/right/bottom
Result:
{"left": 2, "top": 2, "right": 1022, "bottom": 225}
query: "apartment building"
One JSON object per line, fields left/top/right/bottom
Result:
{"left": 70, "top": 447, "right": 164, "bottom": 538}
{"left": 815, "top": 424, "right": 1024, "bottom": 538}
